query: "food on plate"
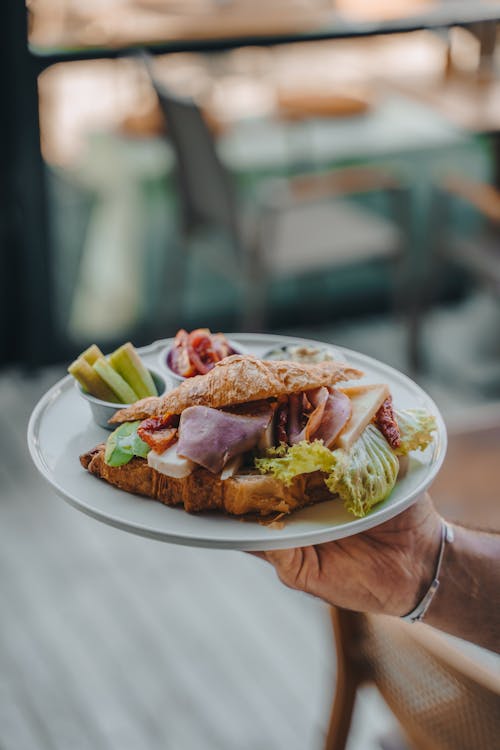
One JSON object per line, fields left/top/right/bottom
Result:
{"left": 80, "top": 344, "right": 104, "bottom": 365}
{"left": 80, "top": 354, "right": 436, "bottom": 520}
{"left": 68, "top": 341, "right": 158, "bottom": 404}
{"left": 166, "top": 328, "right": 239, "bottom": 377}
{"left": 108, "top": 343, "right": 158, "bottom": 400}
{"left": 68, "top": 357, "right": 120, "bottom": 403}
{"left": 92, "top": 358, "right": 139, "bottom": 404}
{"left": 264, "top": 344, "right": 337, "bottom": 364}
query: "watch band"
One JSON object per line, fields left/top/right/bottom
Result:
{"left": 401, "top": 521, "right": 454, "bottom": 623}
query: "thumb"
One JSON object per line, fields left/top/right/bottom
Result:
{"left": 248, "top": 548, "right": 303, "bottom": 588}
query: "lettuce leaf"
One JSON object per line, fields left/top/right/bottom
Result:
{"left": 395, "top": 409, "right": 436, "bottom": 456}
{"left": 105, "top": 421, "right": 151, "bottom": 467}
{"left": 254, "top": 407, "right": 436, "bottom": 518}
{"left": 254, "top": 440, "right": 336, "bottom": 485}
{"left": 326, "top": 424, "right": 400, "bottom": 518}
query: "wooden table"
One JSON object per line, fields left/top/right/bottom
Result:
{"left": 28, "top": 0, "right": 500, "bottom": 67}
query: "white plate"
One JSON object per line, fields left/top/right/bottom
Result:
{"left": 27, "top": 333, "right": 447, "bottom": 551}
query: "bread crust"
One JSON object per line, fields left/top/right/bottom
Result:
{"left": 80, "top": 445, "right": 335, "bottom": 517}
{"left": 110, "top": 354, "right": 362, "bottom": 424}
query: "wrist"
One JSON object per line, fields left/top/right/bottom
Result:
{"left": 401, "top": 521, "right": 454, "bottom": 622}
{"left": 392, "top": 512, "right": 444, "bottom": 617}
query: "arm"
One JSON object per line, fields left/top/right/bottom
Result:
{"left": 252, "top": 494, "right": 500, "bottom": 653}
{"left": 424, "top": 521, "right": 500, "bottom": 651}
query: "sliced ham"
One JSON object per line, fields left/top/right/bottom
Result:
{"left": 304, "top": 387, "right": 329, "bottom": 442}
{"left": 287, "top": 387, "right": 351, "bottom": 448}
{"left": 311, "top": 389, "right": 352, "bottom": 448}
{"left": 287, "top": 392, "right": 305, "bottom": 445}
{"left": 177, "top": 403, "right": 274, "bottom": 474}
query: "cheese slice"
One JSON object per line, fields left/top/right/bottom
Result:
{"left": 257, "top": 417, "right": 275, "bottom": 452}
{"left": 336, "top": 384, "right": 390, "bottom": 450}
{"left": 147, "top": 442, "right": 195, "bottom": 478}
{"left": 220, "top": 454, "right": 244, "bottom": 480}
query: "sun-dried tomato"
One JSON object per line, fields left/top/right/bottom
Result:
{"left": 138, "top": 427, "right": 178, "bottom": 453}
{"left": 169, "top": 328, "right": 235, "bottom": 377}
{"left": 138, "top": 413, "right": 179, "bottom": 453}
{"left": 212, "top": 332, "right": 235, "bottom": 359}
{"left": 187, "top": 329, "right": 220, "bottom": 374}
{"left": 168, "top": 329, "right": 195, "bottom": 376}
{"left": 169, "top": 345, "right": 197, "bottom": 377}
{"left": 375, "top": 397, "right": 401, "bottom": 449}
{"left": 139, "top": 413, "right": 178, "bottom": 432}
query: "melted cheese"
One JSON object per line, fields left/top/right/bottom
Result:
{"left": 257, "top": 417, "right": 275, "bottom": 452}
{"left": 220, "top": 454, "right": 244, "bottom": 480}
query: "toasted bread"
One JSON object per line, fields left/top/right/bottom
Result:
{"left": 80, "top": 444, "right": 335, "bottom": 517}
{"left": 110, "top": 354, "right": 363, "bottom": 424}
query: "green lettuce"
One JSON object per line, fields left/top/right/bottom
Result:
{"left": 105, "top": 421, "right": 151, "bottom": 467}
{"left": 254, "top": 440, "right": 336, "bottom": 485}
{"left": 252, "top": 407, "right": 439, "bottom": 519}
{"left": 395, "top": 409, "right": 436, "bottom": 456}
{"left": 255, "top": 425, "right": 402, "bottom": 519}
{"left": 326, "top": 424, "right": 400, "bottom": 518}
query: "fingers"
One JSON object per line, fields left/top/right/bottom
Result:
{"left": 263, "top": 548, "right": 298, "bottom": 570}
{"left": 245, "top": 548, "right": 299, "bottom": 566}
{"left": 246, "top": 547, "right": 307, "bottom": 593}
{"left": 245, "top": 548, "right": 296, "bottom": 567}
{"left": 245, "top": 550, "right": 267, "bottom": 560}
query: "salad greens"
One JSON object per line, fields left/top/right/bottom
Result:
{"left": 255, "top": 409, "right": 436, "bottom": 518}
{"left": 325, "top": 424, "right": 399, "bottom": 517}
{"left": 395, "top": 409, "right": 436, "bottom": 456}
{"left": 255, "top": 440, "right": 336, "bottom": 485}
{"left": 105, "top": 421, "right": 150, "bottom": 467}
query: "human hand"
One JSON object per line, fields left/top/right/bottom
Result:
{"left": 251, "top": 493, "right": 443, "bottom": 617}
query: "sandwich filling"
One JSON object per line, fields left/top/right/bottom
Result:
{"left": 87, "top": 355, "right": 436, "bottom": 519}
{"left": 102, "top": 383, "right": 436, "bottom": 518}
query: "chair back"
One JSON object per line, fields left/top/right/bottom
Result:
{"left": 142, "top": 55, "right": 238, "bottom": 238}
{"left": 328, "top": 608, "right": 500, "bottom": 750}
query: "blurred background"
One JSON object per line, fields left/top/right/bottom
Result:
{"left": 2, "top": 2, "right": 500, "bottom": 749}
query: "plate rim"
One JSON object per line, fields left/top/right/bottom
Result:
{"left": 27, "top": 333, "right": 448, "bottom": 550}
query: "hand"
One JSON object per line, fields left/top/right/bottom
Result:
{"left": 252, "top": 493, "right": 443, "bottom": 617}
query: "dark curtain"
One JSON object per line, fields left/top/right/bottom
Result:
{"left": 0, "top": 2, "right": 55, "bottom": 368}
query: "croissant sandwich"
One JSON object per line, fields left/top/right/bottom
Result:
{"left": 80, "top": 354, "right": 437, "bottom": 519}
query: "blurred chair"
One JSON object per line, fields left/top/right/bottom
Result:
{"left": 142, "top": 55, "right": 418, "bottom": 368}
{"left": 417, "top": 175, "right": 500, "bottom": 375}
{"left": 432, "top": 176, "right": 500, "bottom": 292}
{"left": 326, "top": 608, "right": 500, "bottom": 750}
